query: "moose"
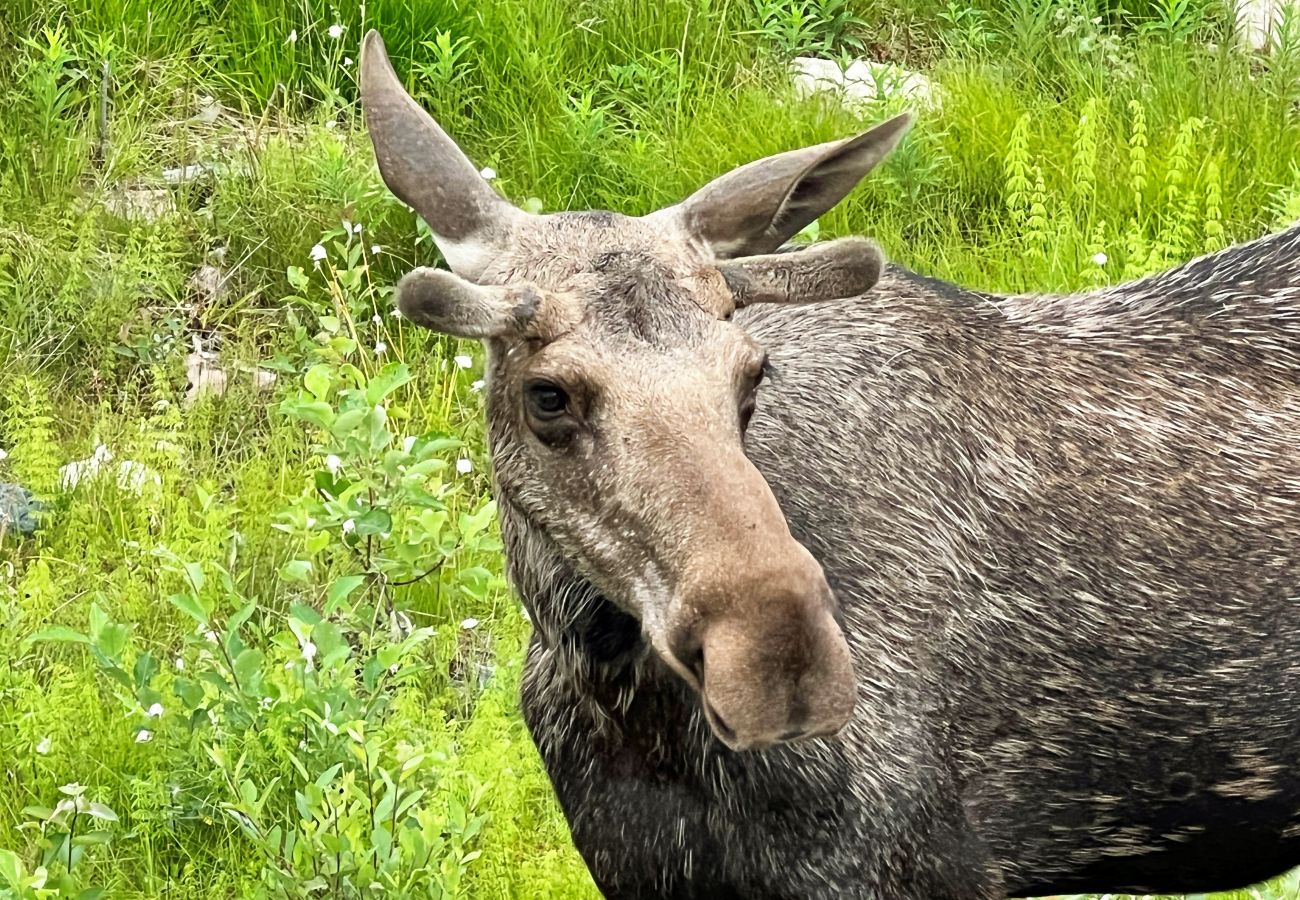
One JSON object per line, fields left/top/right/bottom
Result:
{"left": 360, "top": 30, "right": 1300, "bottom": 899}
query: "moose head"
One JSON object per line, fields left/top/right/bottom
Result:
{"left": 361, "top": 31, "right": 910, "bottom": 750}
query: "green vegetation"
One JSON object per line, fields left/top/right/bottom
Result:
{"left": 1, "top": 0, "right": 1298, "bottom": 896}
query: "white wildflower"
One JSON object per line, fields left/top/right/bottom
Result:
{"left": 371, "top": 245, "right": 382, "bottom": 256}
{"left": 343, "top": 56, "right": 354, "bottom": 67}
{"left": 203, "top": 629, "right": 218, "bottom": 644}
{"left": 324, "top": 120, "right": 338, "bottom": 130}
{"left": 287, "top": 29, "right": 298, "bottom": 43}
{"left": 461, "top": 617, "right": 480, "bottom": 630}
{"left": 352, "top": 222, "right": 363, "bottom": 234}
{"left": 174, "top": 657, "right": 184, "bottom": 671}
{"left": 328, "top": 23, "right": 344, "bottom": 39}
{"left": 403, "top": 435, "right": 417, "bottom": 453}
{"left": 342, "top": 518, "right": 356, "bottom": 534}
{"left": 146, "top": 703, "right": 164, "bottom": 718}
{"left": 479, "top": 166, "right": 496, "bottom": 180}
{"left": 456, "top": 457, "right": 473, "bottom": 475}
{"left": 324, "top": 454, "right": 342, "bottom": 474}
{"left": 454, "top": 354, "right": 473, "bottom": 369}
{"left": 310, "top": 243, "right": 327, "bottom": 263}
{"left": 0, "top": 448, "right": 8, "bottom": 462}
{"left": 36, "top": 736, "right": 51, "bottom": 755}
{"left": 1092, "top": 251, "right": 1108, "bottom": 266}
{"left": 135, "top": 729, "right": 153, "bottom": 744}
{"left": 372, "top": 314, "right": 382, "bottom": 325}
{"left": 374, "top": 341, "right": 387, "bottom": 356}
{"left": 470, "top": 379, "right": 485, "bottom": 392}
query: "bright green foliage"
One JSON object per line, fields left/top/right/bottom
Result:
{"left": 1, "top": 0, "right": 1299, "bottom": 898}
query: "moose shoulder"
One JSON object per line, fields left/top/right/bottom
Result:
{"left": 359, "top": 30, "right": 1300, "bottom": 899}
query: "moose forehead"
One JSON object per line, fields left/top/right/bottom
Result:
{"left": 478, "top": 210, "right": 735, "bottom": 344}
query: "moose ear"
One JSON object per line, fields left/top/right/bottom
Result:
{"left": 360, "top": 31, "right": 524, "bottom": 278}
{"left": 718, "top": 238, "right": 884, "bottom": 307}
{"left": 397, "top": 268, "right": 542, "bottom": 339}
{"left": 650, "top": 113, "right": 912, "bottom": 259}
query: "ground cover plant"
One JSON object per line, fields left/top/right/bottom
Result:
{"left": 1, "top": 0, "right": 1299, "bottom": 897}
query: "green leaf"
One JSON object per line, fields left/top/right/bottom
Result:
{"left": 353, "top": 508, "right": 392, "bottom": 537}
{"left": 233, "top": 649, "right": 264, "bottom": 689}
{"left": 24, "top": 626, "right": 91, "bottom": 647}
{"left": 279, "top": 396, "right": 335, "bottom": 429}
{"left": 304, "top": 364, "right": 333, "bottom": 401}
{"left": 330, "top": 407, "right": 367, "bottom": 438}
{"left": 0, "top": 848, "right": 21, "bottom": 888}
{"left": 168, "top": 592, "right": 210, "bottom": 626}
{"left": 366, "top": 362, "right": 411, "bottom": 405}
{"left": 182, "top": 561, "right": 205, "bottom": 593}
{"left": 325, "top": 575, "right": 367, "bottom": 614}
{"left": 85, "top": 802, "right": 117, "bottom": 822}
{"left": 279, "top": 559, "right": 312, "bottom": 583}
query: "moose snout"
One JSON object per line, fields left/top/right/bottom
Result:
{"left": 667, "top": 549, "right": 857, "bottom": 752}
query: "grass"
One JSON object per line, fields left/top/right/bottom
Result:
{"left": 1, "top": 0, "right": 1299, "bottom": 896}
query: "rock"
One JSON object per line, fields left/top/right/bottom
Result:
{"left": 791, "top": 56, "right": 940, "bottom": 111}
{"left": 1235, "top": 0, "right": 1300, "bottom": 49}
{"left": 0, "top": 483, "right": 43, "bottom": 536}
{"left": 184, "top": 341, "right": 277, "bottom": 406}
{"left": 59, "top": 444, "right": 161, "bottom": 494}
{"left": 104, "top": 186, "right": 176, "bottom": 223}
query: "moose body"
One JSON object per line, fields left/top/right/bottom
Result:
{"left": 358, "top": 30, "right": 1300, "bottom": 898}
{"left": 516, "top": 248, "right": 1300, "bottom": 898}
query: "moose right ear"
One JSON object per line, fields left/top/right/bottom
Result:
{"left": 397, "top": 268, "right": 542, "bottom": 339}
{"left": 361, "top": 31, "right": 525, "bottom": 278}
{"left": 648, "top": 113, "right": 912, "bottom": 259}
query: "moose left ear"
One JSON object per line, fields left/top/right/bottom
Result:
{"left": 648, "top": 113, "right": 912, "bottom": 259}
{"left": 717, "top": 237, "right": 884, "bottom": 307}
{"left": 397, "top": 267, "right": 543, "bottom": 339}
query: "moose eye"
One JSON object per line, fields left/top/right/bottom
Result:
{"left": 525, "top": 380, "right": 569, "bottom": 420}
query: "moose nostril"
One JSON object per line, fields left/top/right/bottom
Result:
{"left": 705, "top": 700, "right": 737, "bottom": 744}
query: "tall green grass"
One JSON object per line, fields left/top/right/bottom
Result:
{"left": 2, "top": 0, "right": 1299, "bottom": 897}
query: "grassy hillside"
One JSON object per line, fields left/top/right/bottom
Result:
{"left": 2, "top": 0, "right": 1299, "bottom": 896}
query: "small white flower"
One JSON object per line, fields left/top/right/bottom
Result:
{"left": 479, "top": 166, "right": 496, "bottom": 180}
{"left": 287, "top": 29, "right": 298, "bottom": 43}
{"left": 135, "top": 729, "right": 153, "bottom": 744}
{"left": 203, "top": 629, "right": 218, "bottom": 644}
{"left": 352, "top": 222, "right": 363, "bottom": 234}
{"left": 301, "top": 640, "right": 317, "bottom": 662}
{"left": 371, "top": 244, "right": 382, "bottom": 255}
{"left": 146, "top": 703, "right": 164, "bottom": 718}
{"left": 310, "top": 243, "right": 327, "bottom": 263}
{"left": 343, "top": 56, "right": 354, "bottom": 67}
{"left": 342, "top": 518, "right": 356, "bottom": 534}
{"left": 403, "top": 435, "right": 418, "bottom": 453}
{"left": 374, "top": 341, "right": 387, "bottom": 356}
{"left": 259, "top": 697, "right": 274, "bottom": 711}
{"left": 324, "top": 120, "right": 338, "bottom": 130}
{"left": 456, "top": 457, "right": 473, "bottom": 475}
{"left": 298, "top": 739, "right": 307, "bottom": 750}
{"left": 454, "top": 354, "right": 473, "bottom": 369}
{"left": 328, "top": 23, "right": 344, "bottom": 39}
{"left": 174, "top": 657, "right": 184, "bottom": 671}
{"left": 0, "top": 448, "right": 8, "bottom": 462}
{"left": 390, "top": 306, "right": 401, "bottom": 318}
{"left": 170, "top": 784, "right": 180, "bottom": 799}
{"left": 324, "top": 454, "right": 342, "bottom": 474}
{"left": 470, "top": 379, "right": 485, "bottom": 392}
{"left": 372, "top": 314, "right": 382, "bottom": 325}
{"left": 1092, "top": 251, "right": 1108, "bottom": 266}
{"left": 305, "top": 516, "right": 316, "bottom": 528}
{"left": 36, "top": 736, "right": 51, "bottom": 755}
{"left": 461, "top": 617, "right": 480, "bottom": 630}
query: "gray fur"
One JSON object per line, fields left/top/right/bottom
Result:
{"left": 509, "top": 228, "right": 1300, "bottom": 898}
